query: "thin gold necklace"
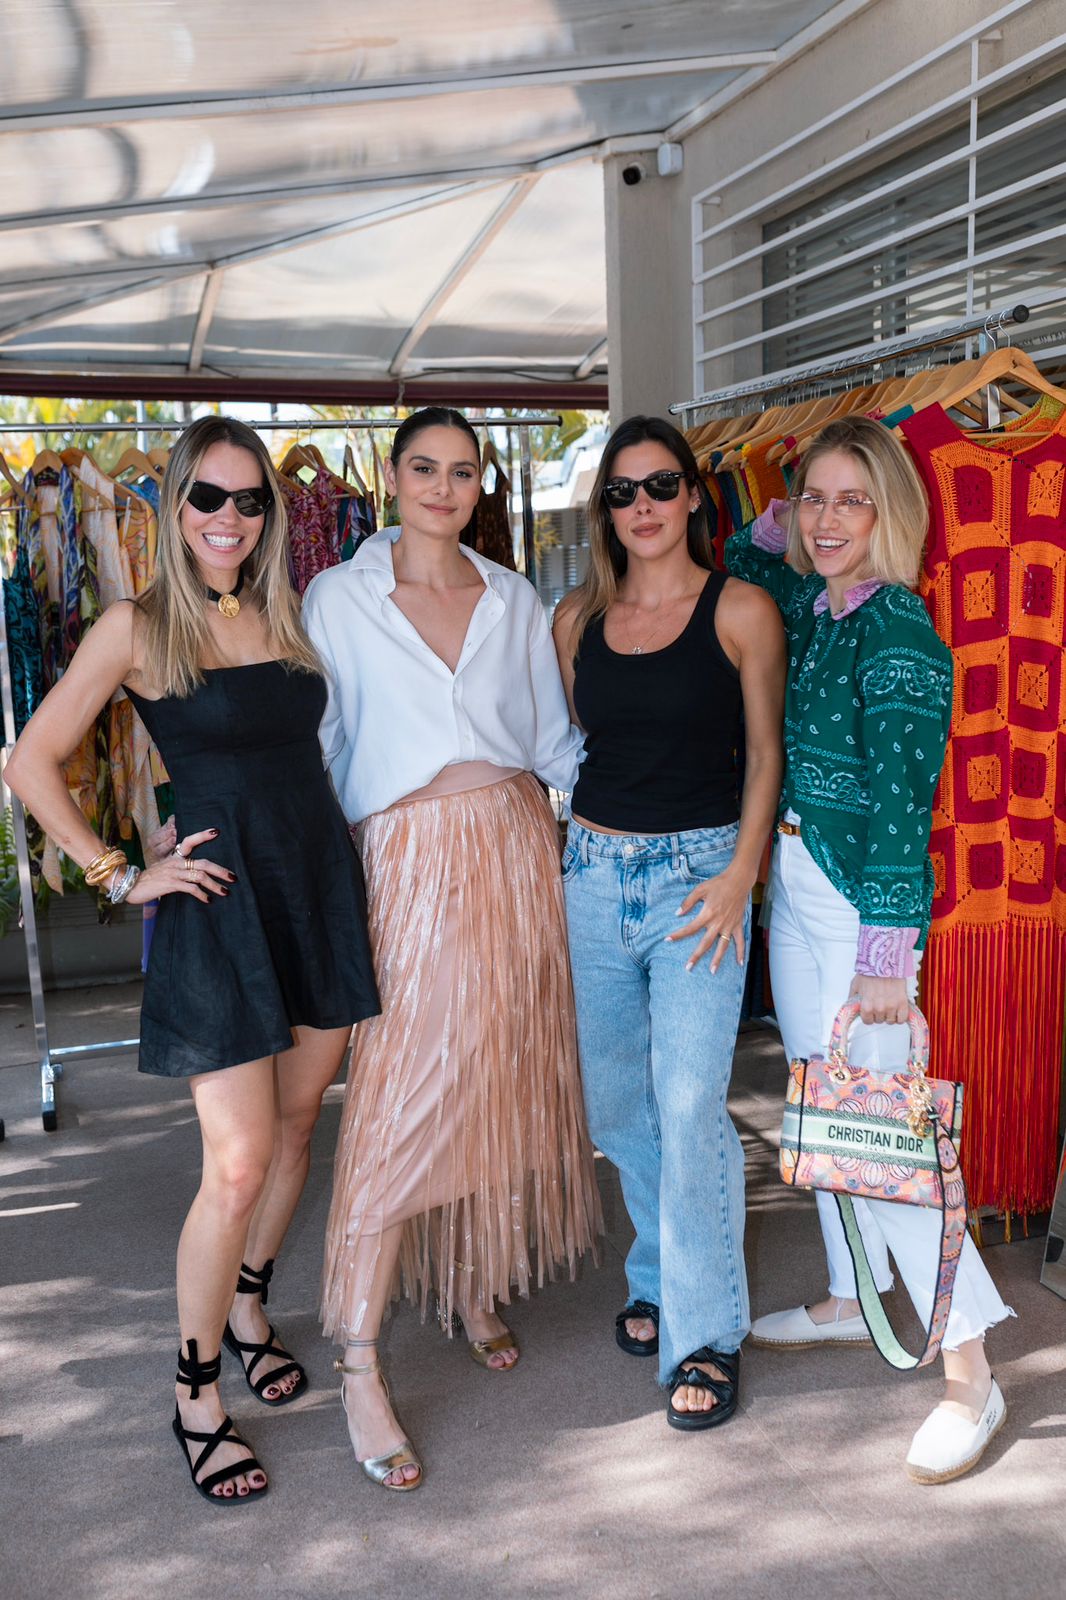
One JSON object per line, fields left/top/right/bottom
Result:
{"left": 624, "top": 605, "right": 670, "bottom": 655}
{"left": 621, "top": 582, "right": 701, "bottom": 655}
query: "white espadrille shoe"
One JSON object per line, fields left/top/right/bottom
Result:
{"left": 749, "top": 1303, "right": 872, "bottom": 1349}
{"left": 905, "top": 1378, "right": 1006, "bottom": 1485}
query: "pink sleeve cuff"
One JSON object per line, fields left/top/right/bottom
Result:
{"left": 855, "top": 924, "right": 919, "bottom": 979}
{"left": 751, "top": 497, "right": 790, "bottom": 552}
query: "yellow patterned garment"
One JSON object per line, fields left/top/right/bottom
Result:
{"left": 75, "top": 458, "right": 163, "bottom": 853}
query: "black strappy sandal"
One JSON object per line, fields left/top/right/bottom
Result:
{"left": 222, "top": 1259, "right": 308, "bottom": 1407}
{"left": 666, "top": 1346, "right": 741, "bottom": 1432}
{"left": 614, "top": 1299, "right": 660, "bottom": 1357}
{"left": 173, "top": 1339, "right": 268, "bottom": 1504}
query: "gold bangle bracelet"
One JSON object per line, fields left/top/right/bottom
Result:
{"left": 84, "top": 847, "right": 128, "bottom": 887}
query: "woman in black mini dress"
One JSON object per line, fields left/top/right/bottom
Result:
{"left": 6, "top": 417, "right": 379, "bottom": 1505}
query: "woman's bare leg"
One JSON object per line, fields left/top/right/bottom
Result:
{"left": 175, "top": 1057, "right": 277, "bottom": 1498}
{"left": 228, "top": 1025, "right": 352, "bottom": 1398}
{"left": 337, "top": 1223, "right": 421, "bottom": 1486}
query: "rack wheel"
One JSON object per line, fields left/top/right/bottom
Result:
{"left": 42, "top": 1109, "right": 57, "bottom": 1132}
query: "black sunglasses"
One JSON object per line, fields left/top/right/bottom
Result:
{"left": 602, "top": 470, "right": 693, "bottom": 509}
{"left": 186, "top": 479, "right": 271, "bottom": 518}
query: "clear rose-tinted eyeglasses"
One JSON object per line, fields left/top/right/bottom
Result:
{"left": 790, "top": 492, "right": 876, "bottom": 518}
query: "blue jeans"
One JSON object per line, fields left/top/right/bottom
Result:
{"left": 563, "top": 819, "right": 751, "bottom": 1383}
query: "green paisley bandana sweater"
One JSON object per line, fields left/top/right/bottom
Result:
{"left": 727, "top": 503, "right": 952, "bottom": 976}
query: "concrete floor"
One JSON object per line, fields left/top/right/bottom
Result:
{"left": 1, "top": 981, "right": 1064, "bottom": 1600}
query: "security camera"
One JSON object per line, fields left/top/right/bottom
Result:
{"left": 621, "top": 160, "right": 647, "bottom": 187}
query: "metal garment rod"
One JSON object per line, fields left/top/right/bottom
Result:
{"left": 670, "top": 303, "right": 1034, "bottom": 420}
{"left": 0, "top": 410, "right": 559, "bottom": 1129}
{"left": 0, "top": 416, "right": 562, "bottom": 434}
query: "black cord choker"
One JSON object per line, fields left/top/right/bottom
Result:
{"left": 204, "top": 569, "right": 245, "bottom": 619}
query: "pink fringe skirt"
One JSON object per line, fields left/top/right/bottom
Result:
{"left": 320, "top": 764, "right": 601, "bottom": 1341}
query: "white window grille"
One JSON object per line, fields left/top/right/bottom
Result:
{"left": 692, "top": 5, "right": 1066, "bottom": 395}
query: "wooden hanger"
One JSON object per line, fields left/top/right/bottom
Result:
{"left": 687, "top": 411, "right": 760, "bottom": 454}
{"left": 31, "top": 448, "right": 65, "bottom": 479}
{"left": 481, "top": 437, "right": 510, "bottom": 490}
{"left": 765, "top": 392, "right": 856, "bottom": 463}
{"left": 919, "top": 345, "right": 1066, "bottom": 417}
{"left": 719, "top": 385, "right": 876, "bottom": 467}
{"left": 778, "top": 370, "right": 968, "bottom": 465}
{"left": 342, "top": 441, "right": 368, "bottom": 496}
{"left": 275, "top": 441, "right": 321, "bottom": 485}
{"left": 276, "top": 439, "right": 352, "bottom": 496}
{"left": 0, "top": 450, "right": 29, "bottom": 504}
{"left": 111, "top": 446, "right": 164, "bottom": 481}
{"left": 147, "top": 446, "right": 171, "bottom": 473}
{"left": 712, "top": 405, "right": 798, "bottom": 468}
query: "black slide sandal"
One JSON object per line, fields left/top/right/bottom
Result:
{"left": 666, "top": 1346, "right": 741, "bottom": 1431}
{"left": 615, "top": 1299, "right": 660, "bottom": 1357}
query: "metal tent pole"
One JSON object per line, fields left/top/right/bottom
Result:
{"left": 518, "top": 425, "right": 536, "bottom": 584}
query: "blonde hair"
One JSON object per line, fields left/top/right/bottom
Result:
{"left": 787, "top": 416, "right": 929, "bottom": 589}
{"left": 136, "top": 416, "right": 320, "bottom": 696}
{"left": 568, "top": 415, "right": 714, "bottom": 650}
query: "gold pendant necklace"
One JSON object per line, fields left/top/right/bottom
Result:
{"left": 624, "top": 604, "right": 669, "bottom": 655}
{"left": 622, "top": 580, "right": 702, "bottom": 654}
{"left": 205, "top": 571, "right": 244, "bottom": 619}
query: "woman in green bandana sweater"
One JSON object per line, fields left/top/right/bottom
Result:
{"left": 727, "top": 417, "right": 1012, "bottom": 1485}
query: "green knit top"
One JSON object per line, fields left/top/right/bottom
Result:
{"left": 726, "top": 510, "right": 952, "bottom": 957}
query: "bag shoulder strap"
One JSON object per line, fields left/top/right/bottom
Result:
{"left": 835, "top": 1125, "right": 969, "bottom": 1370}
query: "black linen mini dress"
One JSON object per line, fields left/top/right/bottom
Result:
{"left": 126, "top": 661, "right": 379, "bottom": 1077}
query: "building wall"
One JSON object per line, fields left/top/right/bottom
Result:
{"left": 603, "top": 0, "right": 1063, "bottom": 420}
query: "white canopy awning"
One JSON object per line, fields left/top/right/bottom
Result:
{"left": 0, "top": 0, "right": 855, "bottom": 401}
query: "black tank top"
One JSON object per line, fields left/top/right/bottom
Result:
{"left": 570, "top": 572, "right": 742, "bottom": 834}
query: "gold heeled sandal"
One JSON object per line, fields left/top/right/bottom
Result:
{"left": 334, "top": 1340, "right": 423, "bottom": 1493}
{"left": 468, "top": 1329, "right": 521, "bottom": 1370}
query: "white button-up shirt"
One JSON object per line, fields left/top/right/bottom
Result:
{"left": 301, "top": 528, "right": 583, "bottom": 823}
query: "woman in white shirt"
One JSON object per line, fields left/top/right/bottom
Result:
{"left": 302, "top": 408, "right": 600, "bottom": 1493}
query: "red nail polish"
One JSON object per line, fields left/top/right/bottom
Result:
{"left": 208, "top": 828, "right": 219, "bottom": 837}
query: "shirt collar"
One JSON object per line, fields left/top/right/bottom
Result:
{"left": 812, "top": 578, "right": 885, "bottom": 620}
{"left": 350, "top": 524, "right": 501, "bottom": 598}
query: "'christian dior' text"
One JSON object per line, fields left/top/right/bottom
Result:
{"left": 826, "top": 1124, "right": 925, "bottom": 1155}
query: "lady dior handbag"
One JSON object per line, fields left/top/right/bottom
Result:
{"left": 779, "top": 1000, "right": 968, "bottom": 1370}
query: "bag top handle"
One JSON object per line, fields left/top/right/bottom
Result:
{"left": 827, "top": 1000, "right": 930, "bottom": 1070}
{"left": 827, "top": 1000, "right": 933, "bottom": 1137}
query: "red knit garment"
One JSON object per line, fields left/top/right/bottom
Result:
{"left": 902, "top": 396, "right": 1066, "bottom": 1213}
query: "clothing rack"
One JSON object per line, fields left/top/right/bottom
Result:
{"left": 672, "top": 300, "right": 1066, "bottom": 1238}
{"left": 0, "top": 411, "right": 560, "bottom": 1131}
{"left": 669, "top": 303, "right": 1036, "bottom": 423}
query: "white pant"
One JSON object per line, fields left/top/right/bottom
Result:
{"left": 768, "top": 828, "right": 1014, "bottom": 1352}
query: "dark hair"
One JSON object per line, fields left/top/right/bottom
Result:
{"left": 390, "top": 406, "right": 481, "bottom": 466}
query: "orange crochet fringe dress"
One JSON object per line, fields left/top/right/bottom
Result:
{"left": 902, "top": 396, "right": 1066, "bottom": 1213}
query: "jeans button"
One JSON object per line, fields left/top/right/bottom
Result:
{"left": 623, "top": 843, "right": 634, "bottom": 858}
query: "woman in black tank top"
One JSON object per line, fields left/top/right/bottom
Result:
{"left": 553, "top": 415, "right": 785, "bottom": 1433}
